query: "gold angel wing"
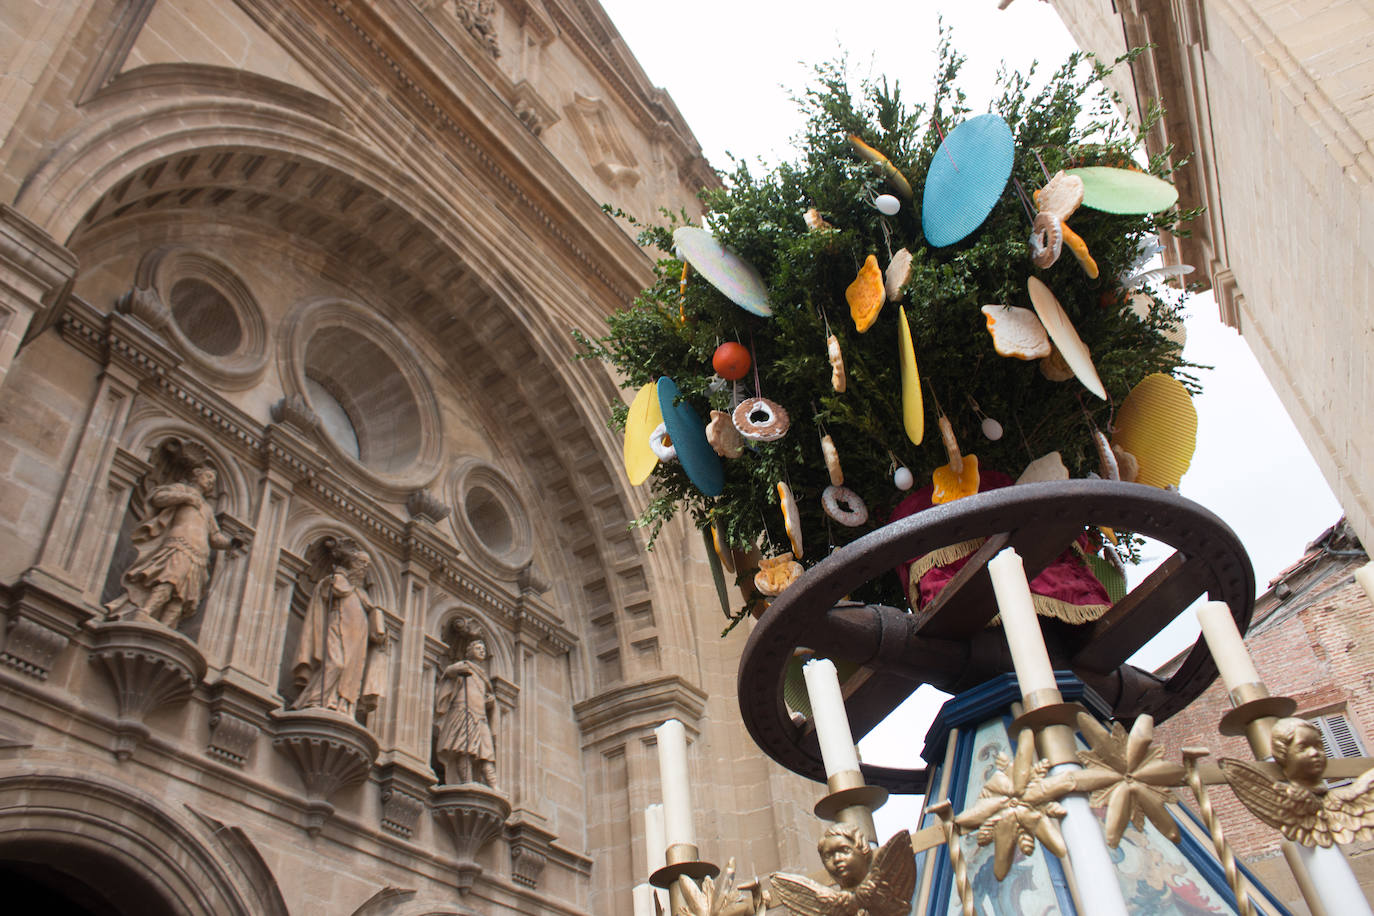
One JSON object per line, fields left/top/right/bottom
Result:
{"left": 767, "top": 872, "right": 856, "bottom": 916}
{"left": 1220, "top": 758, "right": 1325, "bottom": 844}
{"left": 1324, "top": 768, "right": 1374, "bottom": 845}
{"left": 856, "top": 829, "right": 917, "bottom": 916}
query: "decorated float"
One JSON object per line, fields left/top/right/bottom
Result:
{"left": 579, "top": 38, "right": 1374, "bottom": 916}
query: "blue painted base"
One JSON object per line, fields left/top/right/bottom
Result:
{"left": 911, "top": 673, "right": 1291, "bottom": 916}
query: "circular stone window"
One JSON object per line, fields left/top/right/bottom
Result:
{"left": 449, "top": 458, "right": 533, "bottom": 576}
{"left": 282, "top": 298, "right": 444, "bottom": 493}
{"left": 303, "top": 325, "right": 423, "bottom": 472}
{"left": 169, "top": 277, "right": 243, "bottom": 356}
{"left": 131, "top": 246, "right": 268, "bottom": 388}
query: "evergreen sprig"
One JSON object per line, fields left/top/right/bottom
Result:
{"left": 578, "top": 40, "right": 1196, "bottom": 612}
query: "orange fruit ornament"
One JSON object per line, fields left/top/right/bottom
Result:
{"left": 712, "top": 341, "right": 752, "bottom": 381}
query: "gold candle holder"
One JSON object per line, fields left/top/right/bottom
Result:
{"left": 650, "top": 841, "right": 720, "bottom": 908}
{"left": 1008, "top": 687, "right": 1081, "bottom": 767}
{"left": 814, "top": 768, "right": 888, "bottom": 845}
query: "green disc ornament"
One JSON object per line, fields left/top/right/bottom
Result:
{"left": 1067, "top": 167, "right": 1179, "bottom": 215}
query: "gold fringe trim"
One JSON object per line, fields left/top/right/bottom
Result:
{"left": 905, "top": 538, "right": 986, "bottom": 586}
{"left": 987, "top": 596, "right": 1112, "bottom": 626}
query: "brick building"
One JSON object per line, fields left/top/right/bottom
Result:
{"left": 0, "top": 2, "right": 815, "bottom": 913}
{"left": 1152, "top": 520, "right": 1374, "bottom": 911}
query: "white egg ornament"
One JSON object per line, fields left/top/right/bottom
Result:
{"left": 894, "top": 465, "right": 914, "bottom": 490}
{"left": 875, "top": 194, "right": 902, "bottom": 216}
{"left": 982, "top": 417, "right": 1004, "bottom": 441}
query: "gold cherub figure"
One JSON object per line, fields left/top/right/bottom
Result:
{"left": 769, "top": 823, "right": 915, "bottom": 916}
{"left": 1220, "top": 717, "right": 1374, "bottom": 847}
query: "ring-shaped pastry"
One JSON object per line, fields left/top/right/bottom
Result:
{"left": 649, "top": 423, "right": 677, "bottom": 462}
{"left": 733, "top": 397, "right": 790, "bottom": 442}
{"left": 822, "top": 485, "right": 869, "bottom": 527}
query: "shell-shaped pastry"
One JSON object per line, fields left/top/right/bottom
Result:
{"left": 982, "top": 305, "right": 1051, "bottom": 360}
{"left": 754, "top": 552, "right": 804, "bottom": 596}
{"left": 885, "top": 248, "right": 913, "bottom": 302}
{"left": 706, "top": 409, "right": 744, "bottom": 458}
{"left": 1016, "top": 451, "right": 1069, "bottom": 484}
{"left": 1033, "top": 171, "right": 1085, "bottom": 221}
{"left": 846, "top": 255, "right": 885, "bottom": 333}
{"left": 804, "top": 207, "right": 833, "bottom": 231}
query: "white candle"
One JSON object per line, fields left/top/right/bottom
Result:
{"left": 1293, "top": 844, "right": 1374, "bottom": 915}
{"left": 802, "top": 657, "right": 861, "bottom": 776}
{"left": 644, "top": 803, "right": 668, "bottom": 911}
{"left": 633, "top": 883, "right": 657, "bottom": 916}
{"left": 655, "top": 719, "right": 695, "bottom": 848}
{"left": 1196, "top": 601, "right": 1262, "bottom": 692}
{"left": 1355, "top": 561, "right": 1374, "bottom": 609}
{"left": 987, "top": 548, "right": 1057, "bottom": 696}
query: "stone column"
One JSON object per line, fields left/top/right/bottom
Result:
{"left": 0, "top": 205, "right": 77, "bottom": 390}
{"left": 385, "top": 562, "right": 434, "bottom": 774}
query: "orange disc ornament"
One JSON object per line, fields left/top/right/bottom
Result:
{"left": 712, "top": 341, "right": 752, "bottom": 381}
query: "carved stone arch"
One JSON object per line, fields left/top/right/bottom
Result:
{"left": 0, "top": 768, "right": 271, "bottom": 916}
{"left": 27, "top": 64, "right": 675, "bottom": 696}
{"left": 278, "top": 517, "right": 401, "bottom": 614}
{"left": 349, "top": 885, "right": 469, "bottom": 916}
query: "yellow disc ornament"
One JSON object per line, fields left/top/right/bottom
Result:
{"left": 623, "top": 381, "right": 663, "bottom": 485}
{"left": 1112, "top": 373, "right": 1198, "bottom": 489}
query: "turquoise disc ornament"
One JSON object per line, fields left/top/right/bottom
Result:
{"left": 921, "top": 114, "right": 1015, "bottom": 247}
{"left": 673, "top": 226, "right": 772, "bottom": 317}
{"left": 1066, "top": 166, "right": 1179, "bottom": 215}
{"left": 657, "top": 377, "right": 723, "bottom": 497}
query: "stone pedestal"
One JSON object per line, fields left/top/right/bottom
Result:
{"left": 86, "top": 618, "right": 207, "bottom": 759}
{"left": 430, "top": 783, "right": 511, "bottom": 893}
{"left": 271, "top": 707, "right": 380, "bottom": 835}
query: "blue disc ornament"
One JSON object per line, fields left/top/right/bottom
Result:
{"left": 673, "top": 226, "right": 772, "bottom": 317}
{"left": 921, "top": 114, "right": 1015, "bottom": 248}
{"left": 656, "top": 377, "right": 723, "bottom": 497}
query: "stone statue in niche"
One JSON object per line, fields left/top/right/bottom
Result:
{"left": 434, "top": 620, "right": 499, "bottom": 789}
{"left": 106, "top": 439, "right": 239, "bottom": 629}
{"left": 290, "top": 537, "right": 388, "bottom": 719}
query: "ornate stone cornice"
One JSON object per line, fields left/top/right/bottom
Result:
{"left": 315, "top": 0, "right": 643, "bottom": 304}
{"left": 572, "top": 674, "right": 707, "bottom": 748}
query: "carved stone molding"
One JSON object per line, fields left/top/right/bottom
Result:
{"left": 86, "top": 618, "right": 208, "bottom": 759}
{"left": 207, "top": 711, "right": 259, "bottom": 768}
{"left": 430, "top": 783, "right": 511, "bottom": 893}
{"left": 378, "top": 762, "right": 434, "bottom": 839}
{"left": 505, "top": 812, "right": 557, "bottom": 890}
{"left": 406, "top": 488, "right": 451, "bottom": 524}
{"left": 1, "top": 613, "right": 69, "bottom": 680}
{"left": 270, "top": 394, "right": 320, "bottom": 433}
{"left": 510, "top": 80, "right": 559, "bottom": 137}
{"left": 270, "top": 708, "right": 380, "bottom": 835}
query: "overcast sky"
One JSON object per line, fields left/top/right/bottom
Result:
{"left": 596, "top": 0, "right": 1345, "bottom": 836}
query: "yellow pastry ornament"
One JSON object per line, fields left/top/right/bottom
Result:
{"left": 931, "top": 415, "right": 979, "bottom": 504}
{"left": 820, "top": 434, "right": 844, "bottom": 486}
{"left": 846, "top": 134, "right": 913, "bottom": 199}
{"left": 711, "top": 516, "right": 736, "bottom": 574}
{"left": 897, "top": 306, "right": 924, "bottom": 445}
{"left": 754, "top": 552, "right": 804, "bottom": 596}
{"left": 846, "top": 255, "right": 885, "bottom": 333}
{"left": 777, "top": 481, "right": 803, "bottom": 558}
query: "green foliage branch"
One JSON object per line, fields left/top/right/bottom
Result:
{"left": 577, "top": 38, "right": 1199, "bottom": 615}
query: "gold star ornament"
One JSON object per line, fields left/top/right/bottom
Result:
{"left": 1072, "top": 712, "right": 1187, "bottom": 847}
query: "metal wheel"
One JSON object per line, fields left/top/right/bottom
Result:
{"left": 737, "top": 480, "right": 1254, "bottom": 792}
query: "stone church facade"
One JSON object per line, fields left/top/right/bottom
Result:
{"left": 0, "top": 2, "right": 817, "bottom": 913}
